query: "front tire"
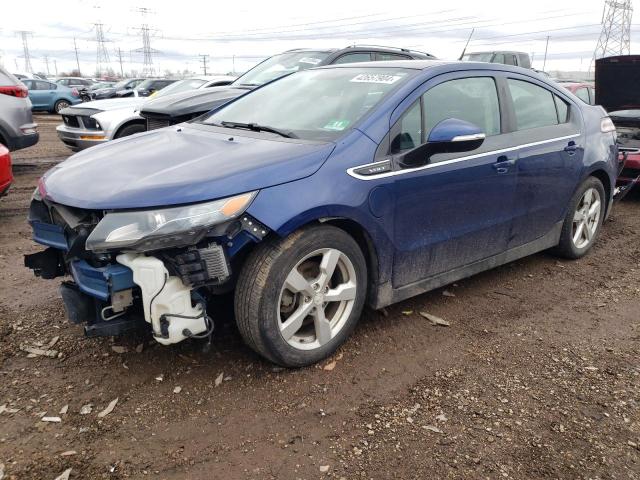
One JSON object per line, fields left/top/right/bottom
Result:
{"left": 235, "top": 225, "right": 367, "bottom": 367}
{"left": 554, "top": 176, "right": 606, "bottom": 259}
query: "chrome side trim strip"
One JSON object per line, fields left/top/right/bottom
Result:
{"left": 451, "top": 133, "right": 486, "bottom": 142}
{"left": 346, "top": 133, "right": 581, "bottom": 181}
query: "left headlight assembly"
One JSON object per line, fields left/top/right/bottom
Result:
{"left": 86, "top": 191, "right": 257, "bottom": 252}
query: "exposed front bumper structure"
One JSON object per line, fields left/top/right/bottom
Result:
{"left": 24, "top": 197, "right": 265, "bottom": 345}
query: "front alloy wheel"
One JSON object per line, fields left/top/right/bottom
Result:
{"left": 235, "top": 225, "right": 367, "bottom": 367}
{"left": 278, "top": 248, "right": 357, "bottom": 350}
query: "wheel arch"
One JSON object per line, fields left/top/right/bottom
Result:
{"left": 246, "top": 214, "right": 383, "bottom": 307}
{"left": 318, "top": 217, "right": 380, "bottom": 304}
{"left": 113, "top": 119, "right": 146, "bottom": 139}
{"left": 585, "top": 167, "right": 613, "bottom": 214}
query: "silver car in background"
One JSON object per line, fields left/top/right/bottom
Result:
{"left": 0, "top": 67, "right": 39, "bottom": 151}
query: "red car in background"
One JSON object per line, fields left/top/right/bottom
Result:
{"left": 558, "top": 81, "right": 596, "bottom": 105}
{"left": 0, "top": 144, "right": 13, "bottom": 197}
{"left": 610, "top": 110, "right": 640, "bottom": 193}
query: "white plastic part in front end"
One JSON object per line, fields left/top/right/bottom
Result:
{"left": 116, "top": 253, "right": 207, "bottom": 345}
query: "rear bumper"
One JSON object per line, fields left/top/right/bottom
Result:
{"left": 56, "top": 124, "right": 107, "bottom": 151}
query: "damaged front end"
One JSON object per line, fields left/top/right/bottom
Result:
{"left": 24, "top": 186, "right": 267, "bottom": 345}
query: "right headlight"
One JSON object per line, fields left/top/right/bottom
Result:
{"left": 86, "top": 191, "right": 257, "bottom": 252}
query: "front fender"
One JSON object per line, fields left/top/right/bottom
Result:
{"left": 246, "top": 131, "right": 396, "bottom": 286}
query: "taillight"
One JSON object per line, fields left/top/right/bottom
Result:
{"left": 601, "top": 117, "right": 616, "bottom": 133}
{"left": 0, "top": 85, "right": 28, "bottom": 98}
{"left": 71, "top": 88, "right": 79, "bottom": 97}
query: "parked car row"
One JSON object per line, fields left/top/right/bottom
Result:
{"left": 55, "top": 75, "right": 236, "bottom": 151}
{"left": 25, "top": 57, "right": 620, "bottom": 368}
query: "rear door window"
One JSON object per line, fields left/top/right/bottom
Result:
{"left": 507, "top": 79, "right": 559, "bottom": 130}
{"left": 35, "top": 81, "right": 54, "bottom": 91}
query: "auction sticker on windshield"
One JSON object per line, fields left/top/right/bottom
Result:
{"left": 323, "top": 119, "right": 350, "bottom": 131}
{"left": 350, "top": 73, "right": 404, "bottom": 84}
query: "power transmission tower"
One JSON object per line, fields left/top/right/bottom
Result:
{"left": 73, "top": 37, "right": 82, "bottom": 76}
{"left": 115, "top": 47, "right": 125, "bottom": 78}
{"left": 594, "top": 0, "right": 633, "bottom": 59}
{"left": 94, "top": 23, "right": 111, "bottom": 77}
{"left": 132, "top": 7, "right": 159, "bottom": 77}
{"left": 16, "top": 31, "right": 34, "bottom": 73}
{"left": 43, "top": 55, "right": 50, "bottom": 76}
{"left": 54, "top": 59, "right": 58, "bottom": 76}
{"left": 199, "top": 54, "right": 209, "bottom": 75}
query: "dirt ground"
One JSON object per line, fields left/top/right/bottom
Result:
{"left": 0, "top": 116, "right": 639, "bottom": 480}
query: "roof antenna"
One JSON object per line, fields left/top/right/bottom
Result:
{"left": 459, "top": 28, "right": 475, "bottom": 60}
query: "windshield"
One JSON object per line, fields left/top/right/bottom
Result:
{"left": 135, "top": 79, "right": 157, "bottom": 90}
{"left": 463, "top": 53, "right": 494, "bottom": 62}
{"left": 203, "top": 67, "right": 414, "bottom": 141}
{"left": 233, "top": 51, "right": 331, "bottom": 87}
{"left": 113, "top": 80, "right": 130, "bottom": 89}
{"left": 154, "top": 78, "right": 206, "bottom": 97}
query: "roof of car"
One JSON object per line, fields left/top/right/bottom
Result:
{"left": 316, "top": 59, "right": 456, "bottom": 70}
{"left": 284, "top": 45, "right": 434, "bottom": 57}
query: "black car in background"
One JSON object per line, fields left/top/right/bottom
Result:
{"left": 91, "top": 78, "right": 146, "bottom": 100}
{"left": 116, "top": 78, "right": 178, "bottom": 98}
{"left": 140, "top": 45, "right": 436, "bottom": 131}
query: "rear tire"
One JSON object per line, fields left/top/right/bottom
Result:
{"left": 115, "top": 123, "right": 146, "bottom": 139}
{"left": 553, "top": 176, "right": 606, "bottom": 259}
{"left": 234, "top": 225, "right": 367, "bottom": 367}
{"left": 54, "top": 100, "right": 70, "bottom": 114}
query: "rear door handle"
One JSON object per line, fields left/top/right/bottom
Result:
{"left": 564, "top": 141, "right": 578, "bottom": 154}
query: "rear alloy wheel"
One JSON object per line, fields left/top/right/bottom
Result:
{"left": 54, "top": 100, "right": 70, "bottom": 113}
{"left": 554, "top": 176, "right": 606, "bottom": 259}
{"left": 235, "top": 225, "right": 367, "bottom": 367}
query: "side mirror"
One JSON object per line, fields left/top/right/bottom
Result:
{"left": 399, "top": 118, "right": 485, "bottom": 168}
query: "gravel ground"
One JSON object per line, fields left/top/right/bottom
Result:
{"left": 0, "top": 120, "right": 638, "bottom": 479}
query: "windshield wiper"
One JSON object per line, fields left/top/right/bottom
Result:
{"left": 220, "top": 121, "right": 297, "bottom": 139}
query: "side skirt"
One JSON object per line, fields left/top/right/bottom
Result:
{"left": 372, "top": 221, "right": 563, "bottom": 309}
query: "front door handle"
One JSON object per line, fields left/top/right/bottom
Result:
{"left": 492, "top": 155, "right": 516, "bottom": 174}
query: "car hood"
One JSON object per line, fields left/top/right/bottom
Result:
{"left": 42, "top": 124, "right": 335, "bottom": 210}
{"left": 140, "top": 86, "right": 251, "bottom": 117}
{"left": 70, "top": 98, "right": 146, "bottom": 112}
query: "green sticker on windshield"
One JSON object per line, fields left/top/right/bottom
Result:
{"left": 323, "top": 119, "right": 350, "bottom": 131}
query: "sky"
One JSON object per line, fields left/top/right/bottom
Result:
{"left": 1, "top": 0, "right": 638, "bottom": 77}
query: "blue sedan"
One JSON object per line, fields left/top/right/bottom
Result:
{"left": 25, "top": 61, "right": 618, "bottom": 367}
{"left": 22, "top": 79, "right": 81, "bottom": 113}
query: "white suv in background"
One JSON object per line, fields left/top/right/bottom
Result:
{"left": 0, "top": 67, "right": 39, "bottom": 151}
